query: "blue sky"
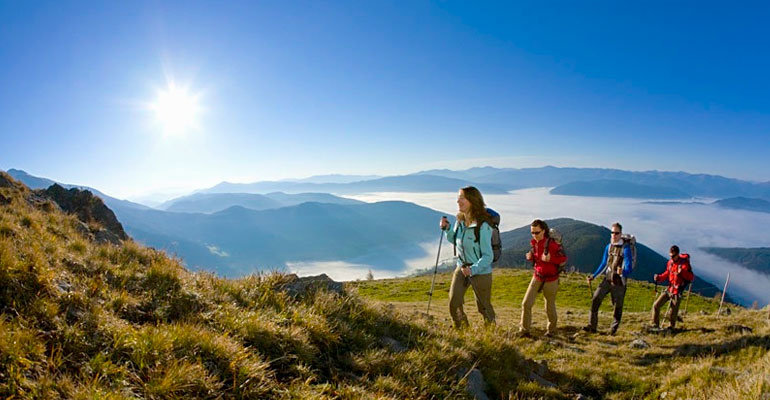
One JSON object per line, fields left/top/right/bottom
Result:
{"left": 1, "top": 1, "right": 769, "bottom": 198}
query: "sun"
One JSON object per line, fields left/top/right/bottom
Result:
{"left": 151, "top": 83, "right": 201, "bottom": 136}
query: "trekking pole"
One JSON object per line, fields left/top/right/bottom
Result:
{"left": 426, "top": 221, "right": 446, "bottom": 316}
{"left": 651, "top": 281, "right": 658, "bottom": 313}
{"left": 683, "top": 282, "right": 693, "bottom": 316}
{"left": 718, "top": 272, "right": 730, "bottom": 317}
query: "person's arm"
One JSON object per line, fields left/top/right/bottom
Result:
{"left": 622, "top": 245, "right": 633, "bottom": 277}
{"left": 655, "top": 263, "right": 670, "bottom": 282}
{"left": 469, "top": 223, "right": 493, "bottom": 276}
{"left": 591, "top": 244, "right": 609, "bottom": 279}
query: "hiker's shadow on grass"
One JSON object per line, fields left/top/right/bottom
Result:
{"left": 633, "top": 334, "right": 770, "bottom": 366}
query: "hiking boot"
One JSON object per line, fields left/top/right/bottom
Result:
{"left": 609, "top": 327, "right": 618, "bottom": 336}
{"left": 582, "top": 325, "right": 597, "bottom": 333}
{"left": 544, "top": 331, "right": 555, "bottom": 338}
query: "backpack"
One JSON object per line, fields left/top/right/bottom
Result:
{"left": 455, "top": 208, "right": 502, "bottom": 263}
{"left": 544, "top": 228, "right": 568, "bottom": 274}
{"left": 618, "top": 233, "right": 637, "bottom": 271}
{"left": 678, "top": 253, "right": 693, "bottom": 284}
{"left": 474, "top": 208, "right": 502, "bottom": 263}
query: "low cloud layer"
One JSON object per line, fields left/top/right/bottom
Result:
{"left": 347, "top": 189, "right": 770, "bottom": 307}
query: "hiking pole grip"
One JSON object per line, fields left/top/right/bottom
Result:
{"left": 426, "top": 223, "right": 445, "bottom": 315}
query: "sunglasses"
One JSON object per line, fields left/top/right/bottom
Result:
{"left": 611, "top": 231, "right": 621, "bottom": 235}
{"left": 531, "top": 230, "right": 542, "bottom": 235}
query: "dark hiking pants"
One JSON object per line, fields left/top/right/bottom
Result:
{"left": 652, "top": 291, "right": 681, "bottom": 329}
{"left": 588, "top": 277, "right": 626, "bottom": 332}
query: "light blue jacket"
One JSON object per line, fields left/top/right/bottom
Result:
{"left": 591, "top": 243, "right": 633, "bottom": 279}
{"left": 443, "top": 220, "right": 493, "bottom": 276}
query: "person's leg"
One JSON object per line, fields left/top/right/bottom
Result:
{"left": 519, "top": 276, "right": 540, "bottom": 333}
{"left": 651, "top": 291, "right": 670, "bottom": 328}
{"left": 588, "top": 278, "right": 611, "bottom": 331}
{"left": 668, "top": 294, "right": 681, "bottom": 329}
{"left": 543, "top": 279, "right": 559, "bottom": 335}
{"left": 609, "top": 283, "right": 627, "bottom": 334}
{"left": 448, "top": 267, "right": 470, "bottom": 328}
{"left": 471, "top": 273, "right": 495, "bottom": 324}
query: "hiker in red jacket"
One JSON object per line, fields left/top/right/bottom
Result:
{"left": 651, "top": 245, "right": 694, "bottom": 330}
{"left": 518, "top": 219, "right": 567, "bottom": 337}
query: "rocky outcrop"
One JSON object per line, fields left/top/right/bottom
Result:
{"left": 282, "top": 274, "right": 344, "bottom": 298}
{"left": 39, "top": 184, "right": 128, "bottom": 244}
{"left": 0, "top": 171, "right": 26, "bottom": 191}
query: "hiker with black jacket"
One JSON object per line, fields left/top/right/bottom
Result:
{"left": 584, "top": 222, "right": 633, "bottom": 335}
{"left": 440, "top": 186, "right": 496, "bottom": 328}
{"left": 518, "top": 219, "right": 567, "bottom": 338}
{"left": 651, "top": 245, "right": 694, "bottom": 330}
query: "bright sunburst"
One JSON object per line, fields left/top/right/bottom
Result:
{"left": 151, "top": 83, "right": 201, "bottom": 136}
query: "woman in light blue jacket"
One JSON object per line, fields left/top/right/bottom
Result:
{"left": 440, "top": 186, "right": 496, "bottom": 328}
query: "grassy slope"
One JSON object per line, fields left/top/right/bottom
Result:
{"left": 0, "top": 175, "right": 538, "bottom": 399}
{"left": 2, "top": 172, "right": 768, "bottom": 399}
{"left": 350, "top": 269, "right": 770, "bottom": 399}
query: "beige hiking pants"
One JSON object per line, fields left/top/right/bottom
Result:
{"left": 520, "top": 275, "right": 559, "bottom": 335}
{"left": 448, "top": 266, "right": 495, "bottom": 328}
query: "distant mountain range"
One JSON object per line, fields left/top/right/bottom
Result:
{"left": 181, "top": 166, "right": 770, "bottom": 200}
{"left": 714, "top": 197, "right": 770, "bottom": 213}
{"left": 644, "top": 196, "right": 770, "bottom": 214}
{"left": 280, "top": 174, "right": 382, "bottom": 184}
{"left": 498, "top": 218, "right": 722, "bottom": 298}
{"left": 417, "top": 166, "right": 770, "bottom": 199}
{"left": 702, "top": 247, "right": 770, "bottom": 275}
{"left": 110, "top": 201, "right": 445, "bottom": 277}
{"left": 201, "top": 174, "right": 509, "bottom": 195}
{"left": 160, "top": 192, "right": 363, "bottom": 213}
{"left": 550, "top": 179, "right": 692, "bottom": 199}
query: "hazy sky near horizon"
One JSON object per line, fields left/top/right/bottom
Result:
{"left": 2, "top": 1, "right": 769, "bottom": 198}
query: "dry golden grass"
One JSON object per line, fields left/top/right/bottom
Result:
{"left": 351, "top": 269, "right": 770, "bottom": 399}
{"left": 2, "top": 173, "right": 768, "bottom": 399}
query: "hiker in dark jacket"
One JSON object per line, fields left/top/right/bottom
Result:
{"left": 518, "top": 219, "right": 567, "bottom": 337}
{"left": 440, "top": 186, "right": 496, "bottom": 328}
{"left": 584, "top": 222, "right": 633, "bottom": 335}
{"left": 651, "top": 245, "right": 694, "bottom": 329}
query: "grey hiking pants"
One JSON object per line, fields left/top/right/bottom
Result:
{"left": 448, "top": 267, "right": 495, "bottom": 328}
{"left": 588, "top": 277, "right": 626, "bottom": 332}
{"left": 652, "top": 291, "right": 681, "bottom": 329}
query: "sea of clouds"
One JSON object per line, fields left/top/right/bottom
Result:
{"left": 294, "top": 188, "right": 770, "bottom": 307}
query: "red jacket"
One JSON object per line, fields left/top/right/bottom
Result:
{"left": 530, "top": 237, "right": 567, "bottom": 282}
{"left": 655, "top": 254, "right": 694, "bottom": 295}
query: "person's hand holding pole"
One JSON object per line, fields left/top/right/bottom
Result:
{"left": 440, "top": 216, "right": 449, "bottom": 230}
